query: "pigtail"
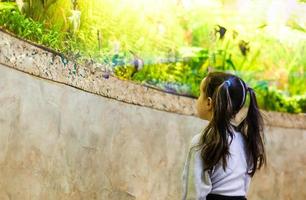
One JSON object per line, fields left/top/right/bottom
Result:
{"left": 215, "top": 81, "right": 234, "bottom": 125}
{"left": 244, "top": 87, "right": 266, "bottom": 176}
{"left": 201, "top": 81, "right": 234, "bottom": 171}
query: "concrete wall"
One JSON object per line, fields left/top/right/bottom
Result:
{"left": 0, "top": 64, "right": 305, "bottom": 200}
{"left": 0, "top": 64, "right": 205, "bottom": 200}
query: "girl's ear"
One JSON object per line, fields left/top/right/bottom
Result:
{"left": 207, "top": 97, "right": 213, "bottom": 110}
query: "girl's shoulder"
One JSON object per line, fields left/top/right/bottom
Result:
{"left": 190, "top": 133, "right": 202, "bottom": 149}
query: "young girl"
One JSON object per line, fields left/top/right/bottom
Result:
{"left": 182, "top": 72, "right": 266, "bottom": 200}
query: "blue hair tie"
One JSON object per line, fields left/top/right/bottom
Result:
{"left": 225, "top": 80, "right": 231, "bottom": 87}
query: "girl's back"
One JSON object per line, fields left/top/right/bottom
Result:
{"left": 206, "top": 130, "right": 250, "bottom": 195}
{"left": 182, "top": 72, "right": 266, "bottom": 200}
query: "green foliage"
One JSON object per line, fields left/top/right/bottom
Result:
{"left": 0, "top": 4, "right": 106, "bottom": 62}
{"left": 131, "top": 62, "right": 206, "bottom": 97}
{"left": 296, "top": 96, "right": 306, "bottom": 113}
{"left": 0, "top": 7, "right": 64, "bottom": 50}
{"left": 0, "top": 1, "right": 305, "bottom": 113}
{"left": 0, "top": 2, "right": 15, "bottom": 10}
{"left": 114, "top": 65, "right": 136, "bottom": 80}
{"left": 261, "top": 88, "right": 302, "bottom": 113}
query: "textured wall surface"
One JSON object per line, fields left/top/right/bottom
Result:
{"left": 0, "top": 65, "right": 305, "bottom": 200}
{"left": 248, "top": 126, "right": 306, "bottom": 200}
{"left": 0, "top": 64, "right": 205, "bottom": 200}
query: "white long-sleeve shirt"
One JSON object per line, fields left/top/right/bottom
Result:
{"left": 182, "top": 129, "right": 251, "bottom": 200}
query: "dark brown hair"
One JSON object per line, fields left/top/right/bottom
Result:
{"left": 198, "top": 72, "right": 266, "bottom": 177}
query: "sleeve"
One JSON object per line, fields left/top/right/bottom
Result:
{"left": 182, "top": 133, "right": 202, "bottom": 200}
{"left": 194, "top": 150, "right": 212, "bottom": 200}
{"left": 181, "top": 147, "right": 192, "bottom": 200}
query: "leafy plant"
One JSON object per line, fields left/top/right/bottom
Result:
{"left": 0, "top": 1, "right": 305, "bottom": 113}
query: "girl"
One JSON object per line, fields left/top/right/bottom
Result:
{"left": 182, "top": 72, "right": 266, "bottom": 200}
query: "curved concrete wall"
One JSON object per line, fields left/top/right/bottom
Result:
{"left": 0, "top": 30, "right": 305, "bottom": 200}
{"left": 0, "top": 64, "right": 205, "bottom": 199}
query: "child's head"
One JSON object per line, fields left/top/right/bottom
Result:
{"left": 197, "top": 72, "right": 266, "bottom": 176}
{"left": 196, "top": 72, "right": 247, "bottom": 121}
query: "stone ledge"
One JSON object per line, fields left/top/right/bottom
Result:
{"left": 0, "top": 29, "right": 305, "bottom": 129}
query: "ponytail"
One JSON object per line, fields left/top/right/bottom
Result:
{"left": 200, "top": 81, "right": 235, "bottom": 171}
{"left": 244, "top": 87, "right": 266, "bottom": 176}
